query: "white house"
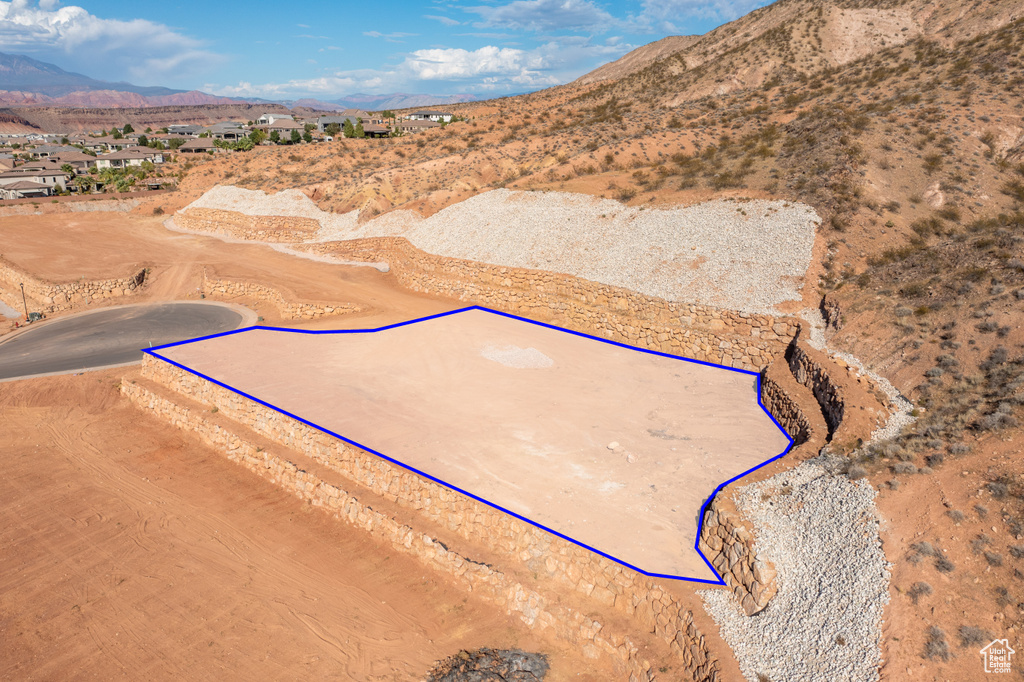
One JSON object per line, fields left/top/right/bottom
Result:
{"left": 407, "top": 111, "right": 454, "bottom": 123}
{"left": 0, "top": 180, "right": 52, "bottom": 200}
{"left": 0, "top": 168, "right": 69, "bottom": 191}
{"left": 95, "top": 148, "right": 165, "bottom": 170}
{"left": 255, "top": 113, "right": 295, "bottom": 126}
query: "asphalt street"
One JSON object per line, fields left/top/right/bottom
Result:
{"left": 0, "top": 303, "right": 244, "bottom": 380}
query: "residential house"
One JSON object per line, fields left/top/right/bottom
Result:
{"left": 255, "top": 113, "right": 294, "bottom": 126}
{"left": 20, "top": 160, "right": 65, "bottom": 172}
{"left": 393, "top": 119, "right": 442, "bottom": 134}
{"left": 80, "top": 136, "right": 138, "bottom": 153}
{"left": 407, "top": 111, "right": 453, "bottom": 123}
{"left": 30, "top": 144, "right": 80, "bottom": 158}
{"left": 52, "top": 151, "right": 98, "bottom": 173}
{"left": 205, "top": 122, "right": 247, "bottom": 141}
{"left": 167, "top": 124, "right": 204, "bottom": 137}
{"left": 256, "top": 119, "right": 305, "bottom": 138}
{"left": 361, "top": 123, "right": 391, "bottom": 138}
{"left": 316, "top": 115, "right": 357, "bottom": 132}
{"left": 0, "top": 168, "right": 69, "bottom": 191}
{"left": 177, "top": 137, "right": 219, "bottom": 153}
{"left": 95, "top": 148, "right": 165, "bottom": 170}
{"left": 1, "top": 180, "right": 53, "bottom": 200}
{"left": 0, "top": 154, "right": 16, "bottom": 171}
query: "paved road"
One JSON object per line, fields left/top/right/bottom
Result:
{"left": 0, "top": 303, "right": 244, "bottom": 380}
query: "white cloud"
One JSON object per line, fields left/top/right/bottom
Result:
{"left": 468, "top": 0, "right": 617, "bottom": 32}
{"left": 206, "top": 35, "right": 632, "bottom": 99}
{"left": 0, "top": 0, "right": 222, "bottom": 82}
{"left": 423, "top": 14, "right": 461, "bottom": 27}
{"left": 364, "top": 30, "right": 417, "bottom": 43}
{"left": 403, "top": 45, "right": 550, "bottom": 81}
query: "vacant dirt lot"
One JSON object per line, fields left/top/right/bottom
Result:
{"left": 0, "top": 370, "right": 608, "bottom": 681}
{"left": 158, "top": 308, "right": 788, "bottom": 579}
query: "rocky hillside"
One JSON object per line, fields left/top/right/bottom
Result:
{"left": 11, "top": 103, "right": 293, "bottom": 132}
{"left": 573, "top": 36, "right": 700, "bottom": 85}
{"left": 569, "top": 0, "right": 1023, "bottom": 105}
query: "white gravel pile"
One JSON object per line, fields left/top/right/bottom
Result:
{"left": 700, "top": 461, "right": 890, "bottom": 682}
{"left": 186, "top": 186, "right": 334, "bottom": 220}
{"left": 480, "top": 344, "right": 554, "bottom": 369}
{"left": 184, "top": 186, "right": 820, "bottom": 314}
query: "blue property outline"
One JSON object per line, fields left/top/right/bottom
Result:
{"left": 144, "top": 305, "right": 794, "bottom": 585}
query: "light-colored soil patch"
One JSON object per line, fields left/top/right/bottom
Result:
{"left": 184, "top": 186, "right": 821, "bottom": 314}
{"left": 156, "top": 308, "right": 789, "bottom": 579}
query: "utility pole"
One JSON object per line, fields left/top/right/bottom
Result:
{"left": 19, "top": 282, "right": 28, "bottom": 321}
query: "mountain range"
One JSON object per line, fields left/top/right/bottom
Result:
{"left": 0, "top": 52, "right": 477, "bottom": 111}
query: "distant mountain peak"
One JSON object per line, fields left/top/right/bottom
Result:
{"left": 0, "top": 51, "right": 479, "bottom": 112}
{"left": 0, "top": 51, "right": 184, "bottom": 98}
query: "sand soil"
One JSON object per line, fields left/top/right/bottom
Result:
{"left": 0, "top": 370, "right": 608, "bottom": 681}
{"left": 157, "top": 308, "right": 789, "bottom": 580}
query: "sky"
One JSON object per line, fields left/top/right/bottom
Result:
{"left": 0, "top": 0, "right": 772, "bottom": 100}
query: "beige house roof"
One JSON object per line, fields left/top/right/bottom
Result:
{"left": 262, "top": 120, "right": 304, "bottom": 130}
{"left": 101, "top": 148, "right": 160, "bottom": 160}
{"left": 4, "top": 180, "right": 50, "bottom": 190}
{"left": 179, "top": 138, "right": 217, "bottom": 150}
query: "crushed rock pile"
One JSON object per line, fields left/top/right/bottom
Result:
{"left": 184, "top": 186, "right": 820, "bottom": 314}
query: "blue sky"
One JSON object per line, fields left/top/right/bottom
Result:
{"left": 0, "top": 0, "right": 771, "bottom": 99}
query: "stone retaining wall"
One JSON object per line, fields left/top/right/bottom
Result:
{"left": 761, "top": 358, "right": 817, "bottom": 447}
{"left": 788, "top": 337, "right": 845, "bottom": 438}
{"left": 172, "top": 207, "right": 803, "bottom": 369}
{"left": 0, "top": 256, "right": 147, "bottom": 314}
{"left": 201, "top": 272, "right": 361, "bottom": 320}
{"left": 698, "top": 497, "right": 777, "bottom": 616}
{"left": 820, "top": 293, "right": 843, "bottom": 331}
{"left": 307, "top": 237, "right": 801, "bottom": 371}
{"left": 177, "top": 208, "right": 320, "bottom": 242}
{"left": 136, "top": 355, "right": 726, "bottom": 680}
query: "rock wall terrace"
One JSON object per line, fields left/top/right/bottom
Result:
{"left": 0, "top": 255, "right": 147, "bottom": 315}
{"left": 177, "top": 208, "right": 320, "bottom": 243}
{"left": 307, "top": 236, "right": 801, "bottom": 371}
{"left": 127, "top": 364, "right": 727, "bottom": 681}
{"left": 201, "top": 271, "right": 362, "bottom": 320}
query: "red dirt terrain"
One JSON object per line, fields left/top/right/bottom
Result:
{"left": 0, "top": 370, "right": 610, "bottom": 681}
{"left": 2, "top": 0, "right": 1023, "bottom": 679}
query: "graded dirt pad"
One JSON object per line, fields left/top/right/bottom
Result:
{"left": 157, "top": 308, "right": 790, "bottom": 580}
{"left": 0, "top": 371, "right": 600, "bottom": 681}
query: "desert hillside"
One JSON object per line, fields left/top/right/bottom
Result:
{"left": 134, "top": 6, "right": 1024, "bottom": 677}
{"left": 2, "top": 0, "right": 1022, "bottom": 679}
